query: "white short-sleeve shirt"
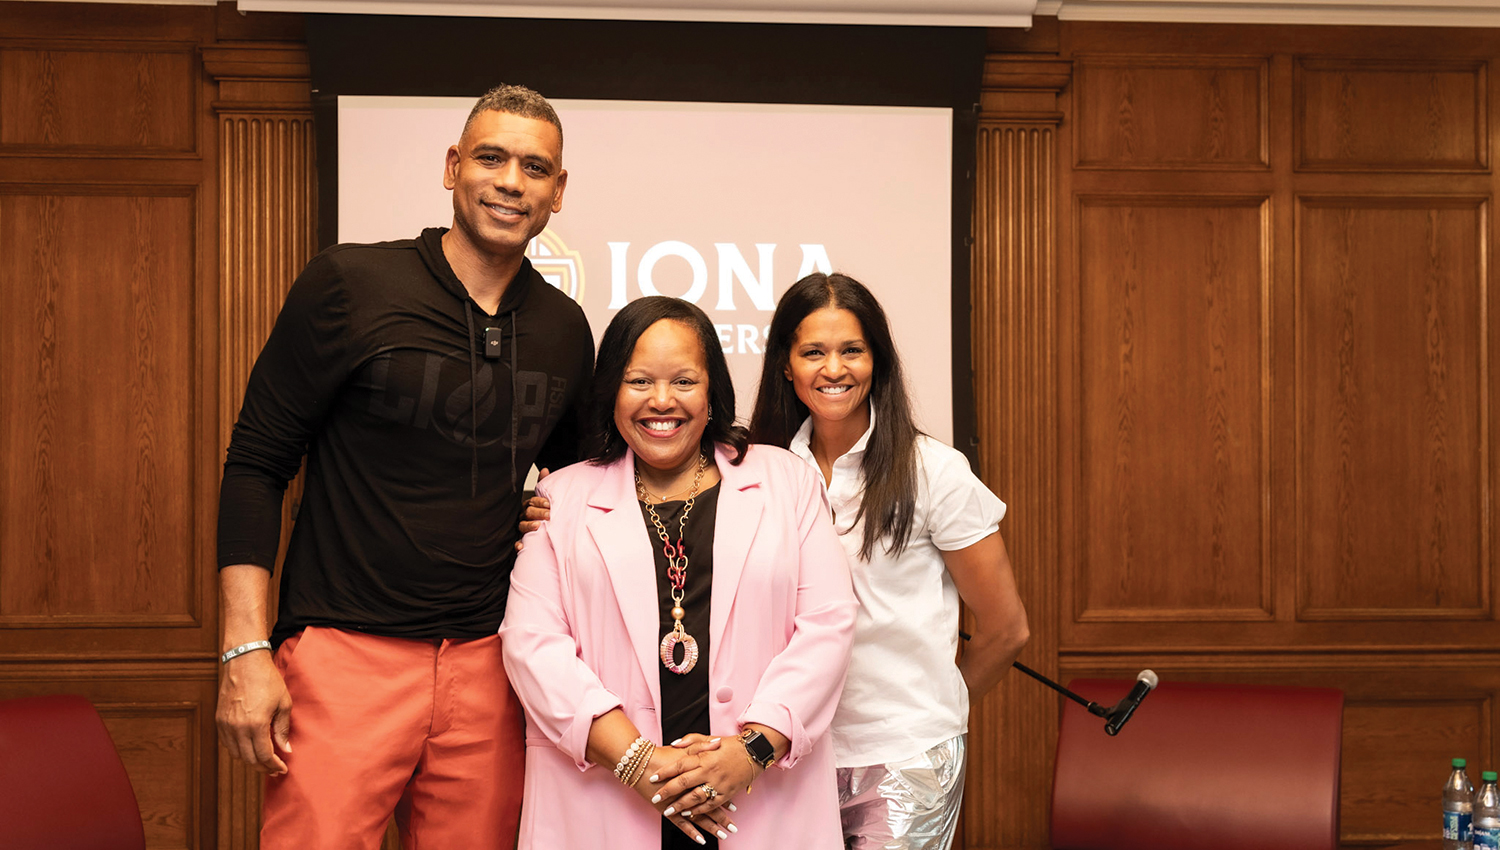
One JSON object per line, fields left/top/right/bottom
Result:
{"left": 789, "top": 414, "right": 1006, "bottom": 767}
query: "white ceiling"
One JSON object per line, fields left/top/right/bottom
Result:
{"left": 232, "top": 0, "right": 1037, "bottom": 25}
{"left": 1037, "top": 0, "right": 1500, "bottom": 26}
{"left": 12, "top": 0, "right": 1500, "bottom": 27}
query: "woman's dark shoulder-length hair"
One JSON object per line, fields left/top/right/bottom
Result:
{"left": 748, "top": 272, "right": 921, "bottom": 559}
{"left": 586, "top": 296, "right": 750, "bottom": 467}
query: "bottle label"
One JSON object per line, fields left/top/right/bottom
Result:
{"left": 1448, "top": 811, "right": 1474, "bottom": 841}
{"left": 1476, "top": 825, "right": 1500, "bottom": 849}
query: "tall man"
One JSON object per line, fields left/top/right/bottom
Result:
{"left": 215, "top": 85, "right": 593, "bottom": 849}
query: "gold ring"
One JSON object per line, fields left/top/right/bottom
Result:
{"left": 699, "top": 783, "right": 717, "bottom": 800}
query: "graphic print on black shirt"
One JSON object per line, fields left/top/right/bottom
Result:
{"left": 217, "top": 227, "right": 594, "bottom": 646}
{"left": 365, "top": 349, "right": 570, "bottom": 451}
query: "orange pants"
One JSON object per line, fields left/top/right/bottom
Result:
{"left": 260, "top": 627, "right": 524, "bottom": 850}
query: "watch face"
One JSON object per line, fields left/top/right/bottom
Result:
{"left": 741, "top": 730, "right": 775, "bottom": 766}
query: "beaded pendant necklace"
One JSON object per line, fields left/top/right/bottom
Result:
{"left": 636, "top": 454, "right": 707, "bottom": 675}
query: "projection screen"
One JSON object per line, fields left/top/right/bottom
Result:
{"left": 336, "top": 95, "right": 954, "bottom": 442}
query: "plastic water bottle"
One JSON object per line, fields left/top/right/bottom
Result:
{"left": 1475, "top": 771, "right": 1500, "bottom": 850}
{"left": 1447, "top": 758, "right": 1475, "bottom": 849}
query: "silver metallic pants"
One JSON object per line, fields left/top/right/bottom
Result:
{"left": 836, "top": 734, "right": 967, "bottom": 850}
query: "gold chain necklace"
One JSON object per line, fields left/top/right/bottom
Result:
{"left": 637, "top": 454, "right": 707, "bottom": 675}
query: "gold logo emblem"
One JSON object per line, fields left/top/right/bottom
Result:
{"left": 528, "top": 229, "right": 584, "bottom": 304}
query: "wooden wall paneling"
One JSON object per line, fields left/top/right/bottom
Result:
{"left": 0, "top": 39, "right": 197, "bottom": 155}
{"left": 0, "top": 6, "right": 224, "bottom": 848}
{"left": 1061, "top": 42, "right": 1286, "bottom": 658}
{"left": 1055, "top": 31, "right": 1500, "bottom": 656}
{"left": 1074, "top": 194, "right": 1272, "bottom": 623}
{"left": 1060, "top": 21, "right": 1500, "bottom": 60}
{"left": 107, "top": 701, "right": 204, "bottom": 848}
{"left": 205, "top": 42, "right": 315, "bottom": 850}
{"left": 1074, "top": 55, "right": 1268, "bottom": 170}
{"left": 0, "top": 186, "right": 199, "bottom": 627}
{"left": 1341, "top": 695, "right": 1488, "bottom": 845}
{"left": 1267, "top": 48, "right": 1302, "bottom": 666}
{"left": 1295, "top": 196, "right": 1488, "bottom": 620}
{"left": 0, "top": 662, "right": 219, "bottom": 849}
{"left": 1296, "top": 59, "right": 1488, "bottom": 173}
{"left": 1028, "top": 19, "right": 1500, "bottom": 848}
{"left": 0, "top": 4, "right": 218, "bottom": 662}
{"left": 0, "top": 1, "right": 206, "bottom": 43}
{"left": 968, "top": 56, "right": 1069, "bottom": 850}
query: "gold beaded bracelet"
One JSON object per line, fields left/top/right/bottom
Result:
{"left": 613, "top": 737, "right": 647, "bottom": 782}
{"left": 620, "top": 744, "right": 647, "bottom": 785}
{"left": 623, "top": 740, "right": 656, "bottom": 787}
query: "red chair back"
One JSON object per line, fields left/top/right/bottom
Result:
{"left": 0, "top": 694, "right": 147, "bottom": 850}
{"left": 1051, "top": 678, "right": 1343, "bottom": 850}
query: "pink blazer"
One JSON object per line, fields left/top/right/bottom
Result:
{"left": 500, "top": 443, "right": 857, "bottom": 849}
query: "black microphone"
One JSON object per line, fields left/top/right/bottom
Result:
{"left": 1104, "top": 670, "right": 1158, "bottom": 736}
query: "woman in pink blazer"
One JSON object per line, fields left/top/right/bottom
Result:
{"left": 499, "top": 296, "right": 857, "bottom": 849}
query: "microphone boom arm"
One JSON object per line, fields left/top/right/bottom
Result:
{"left": 963, "top": 625, "right": 1156, "bottom": 732}
{"left": 1011, "top": 661, "right": 1113, "bottom": 719}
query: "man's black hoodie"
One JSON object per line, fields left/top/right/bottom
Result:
{"left": 218, "top": 228, "right": 594, "bottom": 645}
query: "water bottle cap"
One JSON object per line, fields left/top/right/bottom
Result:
{"left": 1456, "top": 758, "right": 1469, "bottom": 768}
{"left": 1485, "top": 772, "right": 1497, "bottom": 781}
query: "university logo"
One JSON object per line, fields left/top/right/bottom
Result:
{"left": 528, "top": 229, "right": 584, "bottom": 304}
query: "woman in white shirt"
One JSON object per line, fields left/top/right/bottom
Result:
{"left": 747, "top": 272, "right": 1030, "bottom": 850}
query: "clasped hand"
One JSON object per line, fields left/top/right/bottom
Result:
{"left": 638, "top": 734, "right": 761, "bottom": 843}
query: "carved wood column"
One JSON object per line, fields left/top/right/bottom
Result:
{"left": 205, "top": 43, "right": 315, "bottom": 850}
{"left": 964, "top": 56, "right": 1070, "bottom": 850}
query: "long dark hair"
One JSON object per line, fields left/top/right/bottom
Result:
{"left": 749, "top": 273, "right": 919, "bottom": 558}
{"left": 587, "top": 296, "right": 749, "bottom": 466}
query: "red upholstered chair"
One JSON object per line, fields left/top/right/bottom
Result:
{"left": 0, "top": 693, "right": 147, "bottom": 850}
{"left": 1051, "top": 678, "right": 1344, "bottom": 850}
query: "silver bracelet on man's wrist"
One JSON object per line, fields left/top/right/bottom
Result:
{"left": 220, "top": 640, "right": 272, "bottom": 664}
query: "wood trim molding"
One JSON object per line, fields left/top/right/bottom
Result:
{"left": 204, "top": 42, "right": 312, "bottom": 113}
{"left": 979, "top": 57, "right": 1071, "bottom": 123}
{"left": 209, "top": 43, "right": 316, "bottom": 850}
{"left": 216, "top": 110, "right": 315, "bottom": 849}
{"left": 1292, "top": 57, "right": 1489, "bottom": 173}
{"left": 0, "top": 38, "right": 203, "bottom": 157}
{"left": 217, "top": 110, "right": 315, "bottom": 447}
{"left": 201, "top": 45, "right": 311, "bottom": 81}
{"left": 964, "top": 59, "right": 1069, "bottom": 850}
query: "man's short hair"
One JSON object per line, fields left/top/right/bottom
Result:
{"left": 462, "top": 84, "right": 563, "bottom": 151}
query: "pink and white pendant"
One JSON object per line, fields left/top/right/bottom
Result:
{"left": 660, "top": 629, "right": 699, "bottom": 674}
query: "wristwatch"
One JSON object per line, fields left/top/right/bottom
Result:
{"left": 737, "top": 728, "right": 777, "bottom": 769}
